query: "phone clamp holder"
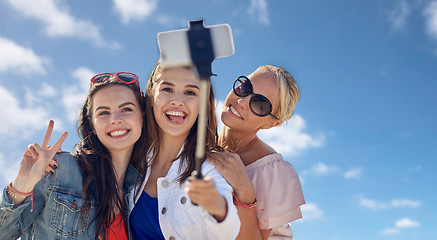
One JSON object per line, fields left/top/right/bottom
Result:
{"left": 187, "top": 20, "right": 215, "bottom": 79}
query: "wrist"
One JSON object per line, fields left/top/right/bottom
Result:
{"left": 234, "top": 187, "right": 256, "bottom": 204}
{"left": 7, "top": 182, "right": 35, "bottom": 212}
{"left": 12, "top": 178, "right": 36, "bottom": 193}
{"left": 232, "top": 192, "right": 262, "bottom": 213}
{"left": 211, "top": 196, "right": 227, "bottom": 222}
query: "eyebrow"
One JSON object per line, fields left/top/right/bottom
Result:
{"left": 94, "top": 102, "right": 136, "bottom": 112}
{"left": 161, "top": 81, "right": 200, "bottom": 90}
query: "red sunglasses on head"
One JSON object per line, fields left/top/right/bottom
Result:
{"left": 90, "top": 72, "right": 141, "bottom": 92}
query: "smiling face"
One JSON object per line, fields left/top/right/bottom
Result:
{"left": 152, "top": 67, "right": 200, "bottom": 139}
{"left": 221, "top": 70, "right": 281, "bottom": 131}
{"left": 90, "top": 85, "right": 143, "bottom": 155}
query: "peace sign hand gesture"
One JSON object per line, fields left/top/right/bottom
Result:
{"left": 12, "top": 120, "right": 68, "bottom": 197}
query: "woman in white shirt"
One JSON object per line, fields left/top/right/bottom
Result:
{"left": 128, "top": 61, "right": 240, "bottom": 240}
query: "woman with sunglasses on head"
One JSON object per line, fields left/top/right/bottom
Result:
{"left": 211, "top": 65, "right": 305, "bottom": 240}
{"left": 0, "top": 73, "right": 148, "bottom": 240}
{"left": 127, "top": 61, "right": 240, "bottom": 240}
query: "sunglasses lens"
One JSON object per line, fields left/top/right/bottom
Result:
{"left": 92, "top": 74, "right": 111, "bottom": 83}
{"left": 250, "top": 94, "right": 272, "bottom": 116}
{"left": 117, "top": 73, "right": 137, "bottom": 83}
{"left": 234, "top": 78, "right": 252, "bottom": 97}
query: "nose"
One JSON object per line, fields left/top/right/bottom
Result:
{"left": 171, "top": 92, "right": 184, "bottom": 106}
{"left": 237, "top": 95, "right": 250, "bottom": 110}
{"left": 111, "top": 112, "right": 122, "bottom": 124}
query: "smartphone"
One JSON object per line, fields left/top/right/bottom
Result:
{"left": 157, "top": 23, "right": 234, "bottom": 67}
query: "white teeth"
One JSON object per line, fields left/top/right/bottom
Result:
{"left": 110, "top": 130, "right": 128, "bottom": 137}
{"left": 230, "top": 106, "right": 242, "bottom": 118}
{"left": 166, "top": 111, "right": 185, "bottom": 117}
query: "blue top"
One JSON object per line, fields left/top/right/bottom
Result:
{"left": 130, "top": 191, "right": 165, "bottom": 240}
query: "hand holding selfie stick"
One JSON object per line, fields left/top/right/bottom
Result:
{"left": 158, "top": 20, "right": 234, "bottom": 179}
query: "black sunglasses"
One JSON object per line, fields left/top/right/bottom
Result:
{"left": 233, "top": 76, "right": 278, "bottom": 119}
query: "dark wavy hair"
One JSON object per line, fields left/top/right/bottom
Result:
{"left": 142, "top": 60, "right": 221, "bottom": 185}
{"left": 74, "top": 76, "right": 148, "bottom": 239}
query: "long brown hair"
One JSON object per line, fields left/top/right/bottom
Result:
{"left": 74, "top": 77, "right": 148, "bottom": 239}
{"left": 143, "top": 60, "right": 220, "bottom": 184}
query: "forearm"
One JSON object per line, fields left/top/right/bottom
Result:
{"left": 204, "top": 192, "right": 241, "bottom": 240}
{"left": 210, "top": 195, "right": 227, "bottom": 222}
{"left": 204, "top": 173, "right": 241, "bottom": 240}
{"left": 233, "top": 185, "right": 264, "bottom": 240}
{"left": 235, "top": 207, "right": 262, "bottom": 240}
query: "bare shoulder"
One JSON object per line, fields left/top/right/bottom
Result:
{"left": 240, "top": 137, "right": 277, "bottom": 164}
{"left": 253, "top": 137, "right": 276, "bottom": 157}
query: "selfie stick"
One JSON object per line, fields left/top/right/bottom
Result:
{"left": 187, "top": 20, "right": 215, "bottom": 179}
{"left": 157, "top": 20, "right": 234, "bottom": 180}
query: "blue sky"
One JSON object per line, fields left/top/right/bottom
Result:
{"left": 1, "top": 0, "right": 436, "bottom": 239}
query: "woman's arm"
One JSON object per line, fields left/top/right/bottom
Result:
{"left": 185, "top": 161, "right": 241, "bottom": 240}
{"left": 209, "top": 151, "right": 264, "bottom": 240}
{"left": 0, "top": 121, "right": 67, "bottom": 239}
{"left": 11, "top": 120, "right": 67, "bottom": 205}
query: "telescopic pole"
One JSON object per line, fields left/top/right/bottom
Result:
{"left": 187, "top": 20, "right": 215, "bottom": 179}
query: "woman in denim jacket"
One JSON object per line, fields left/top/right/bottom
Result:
{"left": 127, "top": 62, "right": 240, "bottom": 240}
{"left": 0, "top": 73, "right": 148, "bottom": 240}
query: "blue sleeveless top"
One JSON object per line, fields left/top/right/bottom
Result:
{"left": 130, "top": 191, "right": 165, "bottom": 240}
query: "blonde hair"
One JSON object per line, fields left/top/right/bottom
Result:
{"left": 255, "top": 65, "right": 300, "bottom": 123}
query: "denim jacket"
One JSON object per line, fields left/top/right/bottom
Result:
{"left": 0, "top": 152, "right": 139, "bottom": 240}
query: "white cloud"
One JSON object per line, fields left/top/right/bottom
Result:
{"left": 0, "top": 37, "right": 49, "bottom": 75}
{"left": 248, "top": 0, "right": 270, "bottom": 25}
{"left": 62, "top": 67, "right": 94, "bottom": 121}
{"left": 381, "top": 228, "right": 400, "bottom": 235}
{"left": 0, "top": 85, "right": 51, "bottom": 140}
{"left": 304, "top": 162, "right": 363, "bottom": 179}
{"left": 113, "top": 0, "right": 157, "bottom": 24}
{"left": 300, "top": 203, "right": 323, "bottom": 221}
{"left": 382, "top": 217, "right": 420, "bottom": 235}
{"left": 215, "top": 101, "right": 323, "bottom": 156}
{"left": 359, "top": 196, "right": 421, "bottom": 210}
{"left": 156, "top": 15, "right": 187, "bottom": 27}
{"left": 388, "top": 0, "right": 410, "bottom": 30}
{"left": 396, "top": 217, "right": 420, "bottom": 228}
{"left": 390, "top": 199, "right": 421, "bottom": 208}
{"left": 38, "top": 82, "right": 57, "bottom": 97}
{"left": 24, "top": 82, "right": 57, "bottom": 106}
{"left": 309, "top": 162, "right": 339, "bottom": 176}
{"left": 359, "top": 196, "right": 387, "bottom": 210}
{"left": 5, "top": 0, "right": 120, "bottom": 48}
{"left": 424, "top": 1, "right": 437, "bottom": 41}
{"left": 344, "top": 167, "right": 363, "bottom": 179}
{"left": 216, "top": 100, "right": 225, "bottom": 132}
{"left": 258, "top": 114, "right": 325, "bottom": 156}
{"left": 407, "top": 165, "right": 422, "bottom": 172}
{"left": 0, "top": 153, "right": 20, "bottom": 184}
